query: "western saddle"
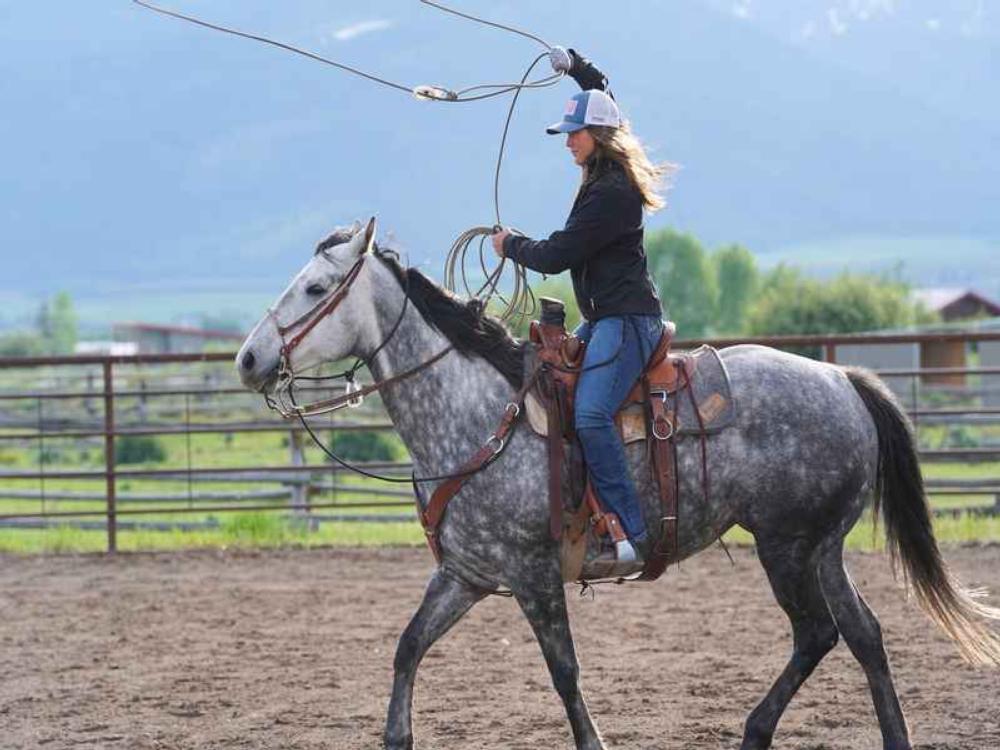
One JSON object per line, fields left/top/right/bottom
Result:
{"left": 418, "top": 298, "right": 717, "bottom": 584}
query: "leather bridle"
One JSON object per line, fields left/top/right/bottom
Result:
{"left": 264, "top": 249, "right": 455, "bottom": 419}
{"left": 269, "top": 254, "right": 366, "bottom": 364}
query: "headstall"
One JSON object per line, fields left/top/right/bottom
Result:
{"left": 264, "top": 251, "right": 454, "bottom": 419}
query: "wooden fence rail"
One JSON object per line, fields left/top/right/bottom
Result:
{"left": 3, "top": 330, "right": 1000, "bottom": 551}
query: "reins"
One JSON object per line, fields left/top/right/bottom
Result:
{"left": 292, "top": 367, "right": 538, "bottom": 487}
{"left": 265, "top": 244, "right": 538, "bottom": 488}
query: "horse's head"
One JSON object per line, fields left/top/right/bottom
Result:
{"left": 236, "top": 217, "right": 378, "bottom": 393}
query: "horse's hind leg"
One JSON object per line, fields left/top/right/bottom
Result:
{"left": 818, "top": 545, "right": 912, "bottom": 750}
{"left": 384, "top": 567, "right": 486, "bottom": 750}
{"left": 511, "top": 561, "right": 605, "bottom": 750}
{"left": 741, "top": 538, "right": 840, "bottom": 750}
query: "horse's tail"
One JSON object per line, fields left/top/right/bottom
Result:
{"left": 845, "top": 366, "right": 1000, "bottom": 666}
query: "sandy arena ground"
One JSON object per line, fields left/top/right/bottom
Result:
{"left": 2, "top": 544, "right": 999, "bottom": 749}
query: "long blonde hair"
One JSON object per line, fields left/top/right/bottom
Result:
{"left": 584, "top": 122, "right": 674, "bottom": 212}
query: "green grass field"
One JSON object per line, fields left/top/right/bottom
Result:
{"left": 3, "top": 362, "right": 999, "bottom": 556}
{"left": 0, "top": 514, "right": 425, "bottom": 555}
{"left": 2, "top": 508, "right": 997, "bottom": 556}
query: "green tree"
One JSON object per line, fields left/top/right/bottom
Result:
{"left": 36, "top": 300, "right": 52, "bottom": 342}
{"left": 713, "top": 243, "right": 758, "bottom": 334}
{"left": 747, "top": 268, "right": 937, "bottom": 355}
{"left": 0, "top": 332, "right": 46, "bottom": 356}
{"left": 48, "top": 292, "right": 77, "bottom": 354}
{"left": 33, "top": 292, "right": 78, "bottom": 354}
{"left": 646, "top": 228, "right": 718, "bottom": 338}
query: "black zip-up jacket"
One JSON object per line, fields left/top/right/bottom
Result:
{"left": 501, "top": 53, "right": 661, "bottom": 322}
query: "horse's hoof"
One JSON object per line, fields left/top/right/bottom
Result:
{"left": 739, "top": 732, "right": 772, "bottom": 750}
{"left": 383, "top": 734, "right": 413, "bottom": 750}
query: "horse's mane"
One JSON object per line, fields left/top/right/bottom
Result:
{"left": 373, "top": 248, "right": 524, "bottom": 389}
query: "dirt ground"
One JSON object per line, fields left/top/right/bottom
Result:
{"left": 2, "top": 544, "right": 999, "bottom": 750}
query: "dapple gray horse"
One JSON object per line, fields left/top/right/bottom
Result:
{"left": 237, "top": 219, "right": 1000, "bottom": 750}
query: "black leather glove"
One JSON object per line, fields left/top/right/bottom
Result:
{"left": 566, "top": 48, "right": 611, "bottom": 95}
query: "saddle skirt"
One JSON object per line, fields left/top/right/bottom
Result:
{"left": 524, "top": 344, "right": 736, "bottom": 443}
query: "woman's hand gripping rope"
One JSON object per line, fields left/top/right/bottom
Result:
{"left": 491, "top": 226, "right": 512, "bottom": 259}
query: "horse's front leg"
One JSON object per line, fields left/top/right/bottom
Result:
{"left": 384, "top": 567, "right": 486, "bottom": 750}
{"left": 511, "top": 557, "right": 606, "bottom": 750}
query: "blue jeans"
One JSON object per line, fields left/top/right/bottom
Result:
{"left": 573, "top": 314, "right": 664, "bottom": 542}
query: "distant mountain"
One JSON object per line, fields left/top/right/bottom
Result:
{"left": 702, "top": 0, "right": 998, "bottom": 121}
{"left": 1, "top": 0, "right": 997, "bottom": 328}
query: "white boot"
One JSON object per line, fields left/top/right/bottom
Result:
{"left": 615, "top": 538, "right": 638, "bottom": 563}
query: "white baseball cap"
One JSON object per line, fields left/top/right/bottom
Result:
{"left": 546, "top": 90, "right": 621, "bottom": 134}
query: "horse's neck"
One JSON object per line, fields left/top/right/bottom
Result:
{"left": 365, "top": 284, "right": 514, "bottom": 473}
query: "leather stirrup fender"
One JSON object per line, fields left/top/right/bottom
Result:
{"left": 637, "top": 366, "right": 680, "bottom": 581}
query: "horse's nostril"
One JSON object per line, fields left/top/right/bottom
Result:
{"left": 241, "top": 350, "right": 256, "bottom": 371}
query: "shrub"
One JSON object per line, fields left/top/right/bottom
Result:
{"left": 114, "top": 436, "right": 167, "bottom": 464}
{"left": 39, "top": 446, "right": 64, "bottom": 464}
{"left": 945, "top": 426, "right": 980, "bottom": 449}
{"left": 327, "top": 430, "right": 401, "bottom": 462}
{"left": 0, "top": 332, "right": 46, "bottom": 356}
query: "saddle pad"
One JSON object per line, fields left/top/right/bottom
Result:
{"left": 526, "top": 345, "right": 736, "bottom": 444}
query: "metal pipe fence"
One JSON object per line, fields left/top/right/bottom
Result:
{"left": 2, "top": 330, "right": 1000, "bottom": 552}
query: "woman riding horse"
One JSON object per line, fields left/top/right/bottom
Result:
{"left": 492, "top": 48, "right": 669, "bottom": 566}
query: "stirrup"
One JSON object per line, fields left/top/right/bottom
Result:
{"left": 584, "top": 538, "right": 645, "bottom": 579}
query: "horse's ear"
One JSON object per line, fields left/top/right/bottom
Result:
{"left": 362, "top": 216, "right": 377, "bottom": 255}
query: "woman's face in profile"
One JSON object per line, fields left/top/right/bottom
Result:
{"left": 567, "top": 128, "right": 596, "bottom": 166}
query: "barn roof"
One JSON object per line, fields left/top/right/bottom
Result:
{"left": 912, "top": 288, "right": 1000, "bottom": 316}
{"left": 113, "top": 322, "right": 244, "bottom": 341}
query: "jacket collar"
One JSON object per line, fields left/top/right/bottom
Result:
{"left": 585, "top": 155, "right": 623, "bottom": 180}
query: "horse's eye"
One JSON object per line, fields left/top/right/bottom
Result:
{"left": 306, "top": 283, "right": 326, "bottom": 296}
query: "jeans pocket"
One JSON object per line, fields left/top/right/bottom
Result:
{"left": 648, "top": 315, "right": 665, "bottom": 339}
{"left": 637, "top": 315, "right": 664, "bottom": 363}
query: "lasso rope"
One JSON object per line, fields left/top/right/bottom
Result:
{"left": 132, "top": 0, "right": 556, "bottom": 322}
{"left": 441, "top": 48, "right": 554, "bottom": 327}
{"left": 131, "top": 1, "right": 561, "bottom": 103}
